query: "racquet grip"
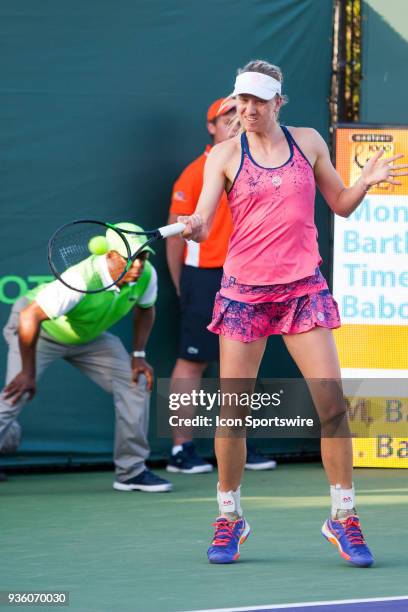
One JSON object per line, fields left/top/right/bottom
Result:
{"left": 157, "top": 222, "right": 186, "bottom": 238}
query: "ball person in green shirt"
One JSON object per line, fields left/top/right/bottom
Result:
{"left": 0, "top": 222, "right": 172, "bottom": 492}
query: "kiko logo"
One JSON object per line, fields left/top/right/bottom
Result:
{"left": 0, "top": 275, "right": 53, "bottom": 305}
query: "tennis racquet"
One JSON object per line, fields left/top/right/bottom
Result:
{"left": 48, "top": 219, "right": 185, "bottom": 294}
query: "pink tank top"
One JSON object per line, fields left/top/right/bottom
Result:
{"left": 223, "top": 126, "right": 322, "bottom": 285}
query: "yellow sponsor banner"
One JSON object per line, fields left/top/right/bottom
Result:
{"left": 347, "top": 395, "right": 408, "bottom": 468}
{"left": 335, "top": 126, "right": 408, "bottom": 468}
{"left": 353, "top": 439, "right": 408, "bottom": 468}
{"left": 335, "top": 127, "right": 408, "bottom": 195}
{"left": 334, "top": 324, "right": 408, "bottom": 370}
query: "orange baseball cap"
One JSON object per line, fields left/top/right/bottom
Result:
{"left": 207, "top": 97, "right": 236, "bottom": 122}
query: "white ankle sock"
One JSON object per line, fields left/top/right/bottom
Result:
{"left": 217, "top": 483, "right": 243, "bottom": 517}
{"left": 330, "top": 483, "right": 355, "bottom": 518}
{"left": 172, "top": 445, "right": 183, "bottom": 455}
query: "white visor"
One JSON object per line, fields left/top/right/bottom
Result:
{"left": 232, "top": 71, "right": 281, "bottom": 100}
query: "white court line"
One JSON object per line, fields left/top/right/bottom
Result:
{"left": 184, "top": 595, "right": 408, "bottom": 612}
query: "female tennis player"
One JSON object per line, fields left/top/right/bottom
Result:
{"left": 179, "top": 60, "right": 408, "bottom": 567}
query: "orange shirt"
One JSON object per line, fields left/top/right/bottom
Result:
{"left": 169, "top": 145, "right": 233, "bottom": 268}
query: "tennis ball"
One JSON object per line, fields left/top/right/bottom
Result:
{"left": 88, "top": 235, "right": 109, "bottom": 255}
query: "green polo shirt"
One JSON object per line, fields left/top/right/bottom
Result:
{"left": 26, "top": 256, "right": 155, "bottom": 345}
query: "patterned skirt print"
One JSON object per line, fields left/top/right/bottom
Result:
{"left": 208, "top": 271, "right": 341, "bottom": 343}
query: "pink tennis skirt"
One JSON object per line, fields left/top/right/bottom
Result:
{"left": 207, "top": 269, "right": 341, "bottom": 343}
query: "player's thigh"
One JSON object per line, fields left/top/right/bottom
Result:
{"left": 283, "top": 328, "right": 347, "bottom": 427}
{"left": 217, "top": 336, "right": 266, "bottom": 424}
{"left": 282, "top": 326, "right": 341, "bottom": 379}
{"left": 220, "top": 336, "right": 267, "bottom": 378}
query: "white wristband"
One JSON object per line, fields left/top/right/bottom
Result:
{"left": 132, "top": 350, "right": 146, "bottom": 358}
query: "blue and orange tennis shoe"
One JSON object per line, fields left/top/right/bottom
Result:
{"left": 322, "top": 514, "right": 374, "bottom": 567}
{"left": 207, "top": 516, "right": 250, "bottom": 564}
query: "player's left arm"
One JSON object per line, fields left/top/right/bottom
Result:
{"left": 311, "top": 129, "right": 408, "bottom": 217}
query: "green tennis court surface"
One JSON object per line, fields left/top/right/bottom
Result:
{"left": 1, "top": 464, "right": 406, "bottom": 612}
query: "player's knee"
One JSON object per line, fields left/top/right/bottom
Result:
{"left": 319, "top": 404, "right": 350, "bottom": 437}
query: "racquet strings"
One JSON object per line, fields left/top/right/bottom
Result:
{"left": 48, "top": 221, "right": 130, "bottom": 293}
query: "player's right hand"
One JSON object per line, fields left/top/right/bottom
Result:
{"left": 177, "top": 213, "right": 204, "bottom": 241}
{"left": 3, "top": 371, "right": 36, "bottom": 405}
